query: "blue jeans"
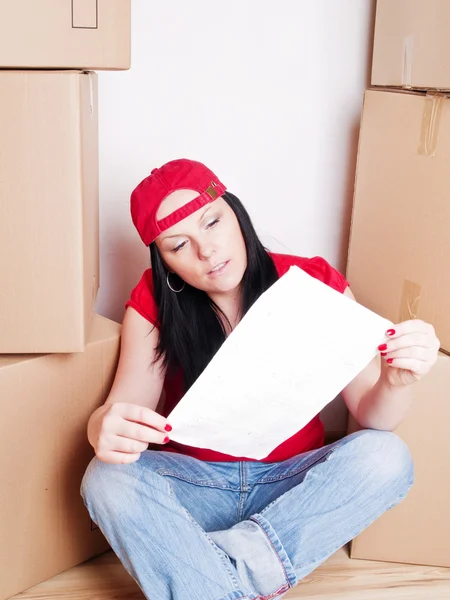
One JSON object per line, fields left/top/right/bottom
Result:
{"left": 80, "top": 429, "right": 414, "bottom": 600}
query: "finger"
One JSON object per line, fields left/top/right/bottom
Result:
{"left": 96, "top": 433, "right": 148, "bottom": 457}
{"left": 114, "top": 418, "right": 169, "bottom": 445}
{"left": 96, "top": 450, "right": 142, "bottom": 465}
{"left": 110, "top": 435, "right": 150, "bottom": 454}
{"left": 379, "top": 334, "right": 431, "bottom": 355}
{"left": 109, "top": 402, "right": 172, "bottom": 433}
{"left": 385, "top": 319, "right": 436, "bottom": 338}
{"left": 383, "top": 357, "right": 428, "bottom": 377}
{"left": 382, "top": 347, "right": 438, "bottom": 366}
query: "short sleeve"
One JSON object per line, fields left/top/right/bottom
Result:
{"left": 306, "top": 256, "right": 350, "bottom": 293}
{"left": 270, "top": 252, "right": 349, "bottom": 294}
{"left": 125, "top": 269, "right": 159, "bottom": 326}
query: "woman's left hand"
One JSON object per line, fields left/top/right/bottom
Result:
{"left": 378, "top": 319, "right": 440, "bottom": 387}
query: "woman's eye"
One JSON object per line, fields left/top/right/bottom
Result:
{"left": 206, "top": 218, "right": 220, "bottom": 229}
{"left": 172, "top": 241, "right": 187, "bottom": 253}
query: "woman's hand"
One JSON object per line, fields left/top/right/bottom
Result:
{"left": 87, "top": 402, "right": 172, "bottom": 464}
{"left": 378, "top": 319, "right": 440, "bottom": 387}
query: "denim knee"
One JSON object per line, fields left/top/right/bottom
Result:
{"left": 340, "top": 429, "right": 414, "bottom": 491}
{"left": 80, "top": 451, "right": 172, "bottom": 512}
{"left": 80, "top": 456, "right": 130, "bottom": 509}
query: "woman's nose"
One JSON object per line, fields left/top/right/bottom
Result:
{"left": 198, "top": 243, "right": 216, "bottom": 260}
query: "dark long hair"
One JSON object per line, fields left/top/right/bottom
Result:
{"left": 150, "top": 191, "right": 278, "bottom": 391}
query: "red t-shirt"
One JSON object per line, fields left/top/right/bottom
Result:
{"left": 125, "top": 253, "right": 349, "bottom": 463}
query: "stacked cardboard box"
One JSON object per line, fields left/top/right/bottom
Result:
{"left": 346, "top": 0, "right": 450, "bottom": 568}
{"left": 0, "top": 316, "right": 122, "bottom": 599}
{"left": 0, "top": 0, "right": 131, "bottom": 70}
{"left": 0, "top": 2, "right": 130, "bottom": 598}
{"left": 371, "top": 0, "right": 450, "bottom": 91}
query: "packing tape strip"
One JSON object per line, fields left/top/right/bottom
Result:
{"left": 92, "top": 274, "right": 97, "bottom": 302}
{"left": 88, "top": 71, "right": 94, "bottom": 117}
{"left": 402, "top": 35, "right": 414, "bottom": 88}
{"left": 418, "top": 93, "right": 445, "bottom": 157}
{"left": 399, "top": 279, "right": 421, "bottom": 322}
{"left": 400, "top": 280, "right": 449, "bottom": 355}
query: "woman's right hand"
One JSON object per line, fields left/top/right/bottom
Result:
{"left": 87, "top": 402, "right": 172, "bottom": 464}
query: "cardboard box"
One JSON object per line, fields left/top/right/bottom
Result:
{"left": 0, "top": 314, "right": 121, "bottom": 600}
{"left": 372, "top": 0, "right": 450, "bottom": 90}
{"left": 0, "top": 70, "right": 99, "bottom": 353}
{"left": 348, "top": 353, "right": 450, "bottom": 567}
{"left": 0, "top": 0, "right": 130, "bottom": 70}
{"left": 346, "top": 88, "right": 450, "bottom": 352}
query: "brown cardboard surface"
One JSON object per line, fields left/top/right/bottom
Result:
{"left": 0, "top": 0, "right": 130, "bottom": 70}
{"left": 348, "top": 353, "right": 450, "bottom": 567}
{"left": 0, "top": 71, "right": 99, "bottom": 353}
{"left": 0, "top": 314, "right": 121, "bottom": 600}
{"left": 372, "top": 0, "right": 450, "bottom": 90}
{"left": 346, "top": 88, "right": 450, "bottom": 352}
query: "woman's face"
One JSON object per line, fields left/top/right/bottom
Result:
{"left": 155, "top": 190, "right": 247, "bottom": 296}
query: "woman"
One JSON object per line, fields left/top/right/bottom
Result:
{"left": 81, "top": 158, "right": 439, "bottom": 600}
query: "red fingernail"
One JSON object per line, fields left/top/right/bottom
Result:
{"left": 378, "top": 344, "right": 387, "bottom": 351}
{"left": 163, "top": 436, "right": 170, "bottom": 444}
{"left": 164, "top": 424, "right": 172, "bottom": 432}
{"left": 387, "top": 358, "right": 393, "bottom": 364}
{"left": 380, "top": 352, "right": 387, "bottom": 356}
{"left": 386, "top": 329, "right": 396, "bottom": 336}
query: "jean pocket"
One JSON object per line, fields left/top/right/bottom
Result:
{"left": 156, "top": 468, "right": 237, "bottom": 489}
{"left": 254, "top": 445, "right": 335, "bottom": 484}
{"left": 155, "top": 455, "right": 237, "bottom": 489}
{"left": 140, "top": 450, "right": 238, "bottom": 489}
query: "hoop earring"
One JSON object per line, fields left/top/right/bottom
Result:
{"left": 166, "top": 271, "right": 185, "bottom": 293}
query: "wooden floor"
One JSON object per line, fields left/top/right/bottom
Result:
{"left": 12, "top": 546, "right": 450, "bottom": 600}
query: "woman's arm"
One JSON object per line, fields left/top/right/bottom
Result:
{"left": 86, "top": 308, "right": 169, "bottom": 463}
{"left": 340, "top": 287, "right": 413, "bottom": 431}
{"left": 104, "top": 307, "right": 165, "bottom": 411}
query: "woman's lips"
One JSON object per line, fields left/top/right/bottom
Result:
{"left": 207, "top": 260, "right": 230, "bottom": 277}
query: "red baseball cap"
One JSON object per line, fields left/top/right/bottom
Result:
{"left": 130, "top": 158, "right": 227, "bottom": 246}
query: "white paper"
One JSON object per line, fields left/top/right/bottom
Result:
{"left": 168, "top": 266, "right": 393, "bottom": 459}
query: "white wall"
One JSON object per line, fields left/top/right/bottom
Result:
{"left": 95, "top": 0, "right": 375, "bottom": 432}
